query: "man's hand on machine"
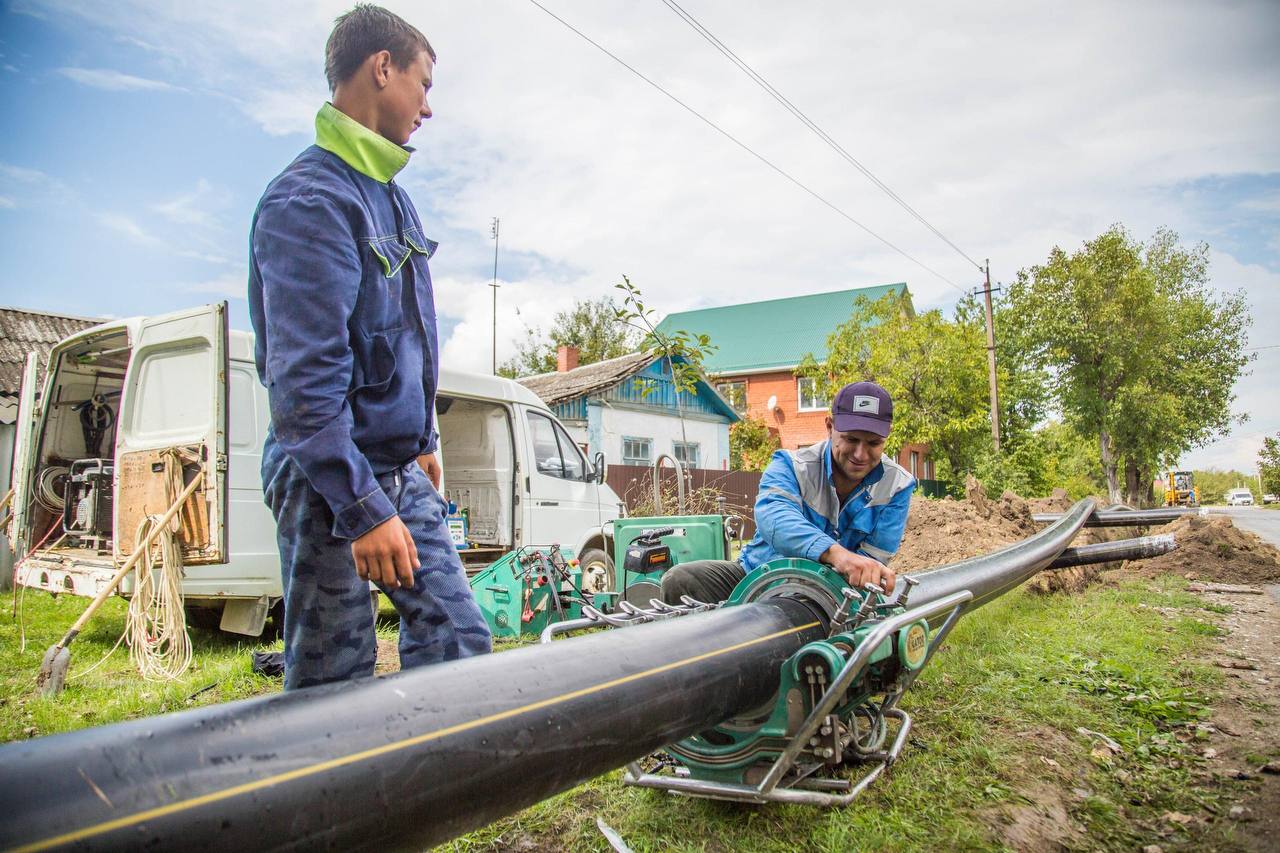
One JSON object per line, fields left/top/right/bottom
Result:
{"left": 820, "top": 543, "right": 896, "bottom": 594}
{"left": 352, "top": 516, "right": 421, "bottom": 589}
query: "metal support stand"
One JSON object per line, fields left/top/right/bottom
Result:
{"left": 623, "top": 590, "right": 973, "bottom": 806}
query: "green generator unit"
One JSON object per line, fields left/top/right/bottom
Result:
{"left": 469, "top": 546, "right": 584, "bottom": 639}
{"left": 611, "top": 515, "right": 729, "bottom": 606}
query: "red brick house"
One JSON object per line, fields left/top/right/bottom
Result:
{"left": 655, "top": 284, "right": 935, "bottom": 481}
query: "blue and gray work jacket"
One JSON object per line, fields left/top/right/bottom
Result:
{"left": 248, "top": 103, "right": 440, "bottom": 541}
{"left": 738, "top": 441, "right": 916, "bottom": 573}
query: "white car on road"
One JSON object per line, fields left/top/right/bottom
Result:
{"left": 1224, "top": 488, "right": 1255, "bottom": 506}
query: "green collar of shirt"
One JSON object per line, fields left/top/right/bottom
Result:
{"left": 314, "top": 102, "right": 410, "bottom": 184}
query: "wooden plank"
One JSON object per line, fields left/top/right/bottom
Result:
{"left": 116, "top": 447, "right": 209, "bottom": 560}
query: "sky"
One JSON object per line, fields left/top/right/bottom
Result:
{"left": 0, "top": 0, "right": 1276, "bottom": 474}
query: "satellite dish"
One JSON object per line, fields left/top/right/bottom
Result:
{"left": 766, "top": 394, "right": 778, "bottom": 412}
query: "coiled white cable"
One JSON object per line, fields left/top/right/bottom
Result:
{"left": 124, "top": 449, "right": 193, "bottom": 681}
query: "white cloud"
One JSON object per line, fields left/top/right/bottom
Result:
{"left": 0, "top": 196, "right": 15, "bottom": 209}
{"left": 97, "top": 210, "right": 233, "bottom": 265}
{"left": 14, "top": 0, "right": 1280, "bottom": 466}
{"left": 57, "top": 66, "right": 183, "bottom": 92}
{"left": 97, "top": 212, "right": 160, "bottom": 245}
{"left": 180, "top": 272, "right": 247, "bottom": 300}
{"left": 1179, "top": 251, "right": 1280, "bottom": 474}
{"left": 152, "top": 178, "right": 232, "bottom": 229}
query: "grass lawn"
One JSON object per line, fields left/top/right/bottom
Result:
{"left": 1, "top": 575, "right": 1239, "bottom": 851}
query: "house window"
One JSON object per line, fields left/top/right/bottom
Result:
{"left": 672, "top": 441, "right": 700, "bottom": 469}
{"left": 796, "top": 377, "right": 828, "bottom": 412}
{"left": 909, "top": 450, "right": 920, "bottom": 478}
{"left": 623, "top": 436, "right": 653, "bottom": 465}
{"left": 526, "top": 411, "right": 587, "bottom": 480}
{"left": 717, "top": 380, "right": 747, "bottom": 414}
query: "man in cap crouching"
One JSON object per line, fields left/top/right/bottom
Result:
{"left": 662, "top": 380, "right": 914, "bottom": 604}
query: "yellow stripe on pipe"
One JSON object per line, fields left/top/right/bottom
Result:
{"left": 15, "top": 620, "right": 821, "bottom": 853}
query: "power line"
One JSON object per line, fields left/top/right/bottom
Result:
{"left": 659, "top": 0, "right": 984, "bottom": 273}
{"left": 526, "top": 0, "right": 969, "bottom": 294}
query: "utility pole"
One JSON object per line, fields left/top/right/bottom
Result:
{"left": 981, "top": 259, "right": 1001, "bottom": 452}
{"left": 490, "top": 217, "right": 500, "bottom": 374}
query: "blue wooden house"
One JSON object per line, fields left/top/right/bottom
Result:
{"left": 519, "top": 347, "right": 740, "bottom": 469}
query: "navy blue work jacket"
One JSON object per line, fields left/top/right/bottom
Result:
{"left": 248, "top": 139, "right": 440, "bottom": 540}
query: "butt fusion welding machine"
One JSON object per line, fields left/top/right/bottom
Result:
{"left": 544, "top": 554, "right": 967, "bottom": 806}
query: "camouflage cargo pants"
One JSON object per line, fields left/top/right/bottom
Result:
{"left": 263, "top": 441, "right": 491, "bottom": 690}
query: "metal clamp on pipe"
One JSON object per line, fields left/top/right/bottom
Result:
{"left": 623, "top": 559, "right": 971, "bottom": 806}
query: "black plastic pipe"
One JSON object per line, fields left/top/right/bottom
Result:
{"left": 1032, "top": 507, "right": 1193, "bottom": 527}
{"left": 1046, "top": 533, "right": 1177, "bottom": 569}
{"left": 0, "top": 499, "right": 1098, "bottom": 852}
{"left": 909, "top": 498, "right": 1096, "bottom": 618}
{"left": 0, "top": 598, "right": 826, "bottom": 853}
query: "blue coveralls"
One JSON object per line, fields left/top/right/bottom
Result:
{"left": 248, "top": 103, "right": 491, "bottom": 690}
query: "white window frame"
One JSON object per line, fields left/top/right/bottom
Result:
{"left": 796, "top": 376, "right": 828, "bottom": 412}
{"left": 672, "top": 440, "right": 700, "bottom": 469}
{"left": 622, "top": 436, "right": 653, "bottom": 466}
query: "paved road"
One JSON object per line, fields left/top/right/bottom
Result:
{"left": 1206, "top": 505, "right": 1280, "bottom": 548}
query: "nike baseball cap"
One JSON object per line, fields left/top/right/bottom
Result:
{"left": 831, "top": 381, "right": 893, "bottom": 437}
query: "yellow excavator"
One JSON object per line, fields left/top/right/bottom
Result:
{"left": 1163, "top": 470, "right": 1199, "bottom": 507}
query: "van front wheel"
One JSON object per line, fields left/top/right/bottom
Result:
{"left": 578, "top": 548, "right": 614, "bottom": 597}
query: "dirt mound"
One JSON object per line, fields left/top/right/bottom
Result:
{"left": 1125, "top": 514, "right": 1280, "bottom": 584}
{"left": 895, "top": 477, "right": 1039, "bottom": 573}
{"left": 897, "top": 483, "right": 1127, "bottom": 593}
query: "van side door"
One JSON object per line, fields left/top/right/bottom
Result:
{"left": 7, "top": 353, "right": 42, "bottom": 557}
{"left": 113, "top": 303, "right": 229, "bottom": 564}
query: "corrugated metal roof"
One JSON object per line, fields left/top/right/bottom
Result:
{"left": 0, "top": 306, "right": 101, "bottom": 395}
{"left": 518, "top": 350, "right": 739, "bottom": 422}
{"left": 654, "top": 283, "right": 910, "bottom": 374}
{"left": 518, "top": 351, "right": 654, "bottom": 405}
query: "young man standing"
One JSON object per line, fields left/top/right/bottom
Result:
{"left": 248, "top": 5, "right": 491, "bottom": 690}
{"left": 662, "top": 381, "right": 914, "bottom": 604}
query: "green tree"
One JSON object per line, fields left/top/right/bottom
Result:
{"left": 1189, "top": 468, "right": 1257, "bottom": 504}
{"left": 1004, "top": 225, "right": 1253, "bottom": 505}
{"left": 972, "top": 421, "right": 1106, "bottom": 499}
{"left": 730, "top": 416, "right": 780, "bottom": 472}
{"left": 797, "top": 290, "right": 1028, "bottom": 481}
{"left": 498, "top": 296, "right": 640, "bottom": 378}
{"left": 1256, "top": 434, "right": 1280, "bottom": 495}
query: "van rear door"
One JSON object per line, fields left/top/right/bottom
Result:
{"left": 7, "top": 352, "right": 41, "bottom": 557}
{"left": 113, "top": 303, "right": 229, "bottom": 564}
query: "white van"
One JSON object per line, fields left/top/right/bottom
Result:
{"left": 6, "top": 303, "right": 623, "bottom": 635}
{"left": 1224, "top": 488, "right": 1254, "bottom": 507}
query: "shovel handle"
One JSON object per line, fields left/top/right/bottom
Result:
{"left": 53, "top": 469, "right": 205, "bottom": 649}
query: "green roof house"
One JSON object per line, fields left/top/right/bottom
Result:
{"left": 654, "top": 284, "right": 934, "bottom": 479}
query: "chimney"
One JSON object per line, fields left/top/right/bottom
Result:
{"left": 557, "top": 345, "right": 580, "bottom": 372}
